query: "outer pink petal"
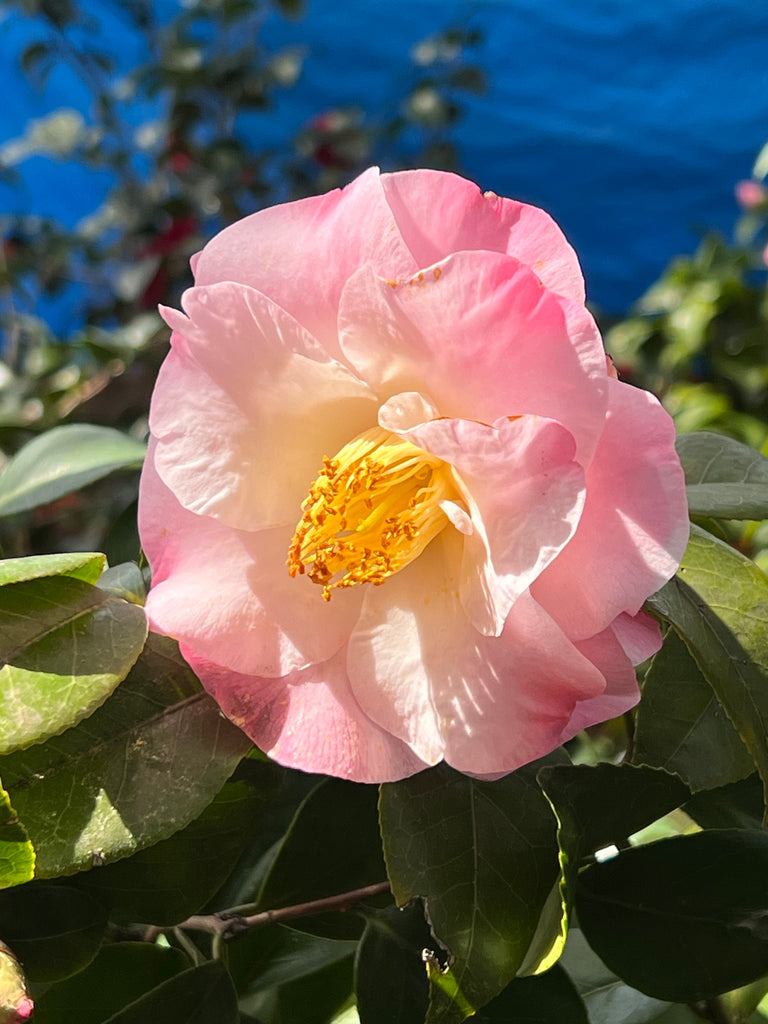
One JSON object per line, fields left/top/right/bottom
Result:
{"left": 150, "top": 282, "right": 377, "bottom": 530}
{"left": 190, "top": 167, "right": 420, "bottom": 359}
{"left": 183, "top": 647, "right": 427, "bottom": 783}
{"left": 532, "top": 378, "right": 689, "bottom": 639}
{"left": 346, "top": 532, "right": 606, "bottom": 776}
{"left": 339, "top": 251, "right": 608, "bottom": 464}
{"left": 611, "top": 609, "right": 664, "bottom": 666}
{"left": 380, "top": 168, "right": 586, "bottom": 302}
{"left": 564, "top": 624, "right": 646, "bottom": 736}
{"left": 140, "top": 442, "right": 363, "bottom": 678}
{"left": 396, "top": 413, "right": 585, "bottom": 635}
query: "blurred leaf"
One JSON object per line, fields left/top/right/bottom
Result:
{"left": 355, "top": 903, "right": 431, "bottom": 1024}
{"left": 75, "top": 764, "right": 281, "bottom": 925}
{"left": 576, "top": 829, "right": 768, "bottom": 1002}
{"left": 255, "top": 778, "right": 387, "bottom": 939}
{"left": 97, "top": 562, "right": 146, "bottom": 605}
{"left": 0, "top": 941, "right": 32, "bottom": 1024}
{"left": 538, "top": 763, "right": 689, "bottom": 940}
{"left": 0, "top": 782, "right": 34, "bottom": 890}
{"left": 0, "top": 425, "right": 145, "bottom": 518}
{"left": 633, "top": 629, "right": 754, "bottom": 790}
{"left": 100, "top": 959, "right": 238, "bottom": 1024}
{"left": 32, "top": 942, "right": 191, "bottom": 1024}
{"left": 0, "top": 633, "right": 252, "bottom": 876}
{"left": 473, "top": 965, "right": 588, "bottom": 1023}
{"left": 0, "top": 552, "right": 104, "bottom": 588}
{"left": 676, "top": 431, "right": 768, "bottom": 519}
{"left": 0, "top": 883, "right": 106, "bottom": 982}
{"left": 379, "top": 753, "right": 566, "bottom": 1024}
{"left": 646, "top": 525, "right": 768, "bottom": 804}
{"left": 0, "top": 572, "right": 147, "bottom": 755}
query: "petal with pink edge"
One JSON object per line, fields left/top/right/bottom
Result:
{"left": 183, "top": 647, "right": 427, "bottom": 783}
{"left": 140, "top": 443, "right": 363, "bottom": 678}
{"left": 339, "top": 252, "right": 608, "bottom": 463}
{"left": 380, "top": 167, "right": 586, "bottom": 302}
{"left": 564, "top": 624, "right": 646, "bottom": 738}
{"left": 532, "top": 378, "right": 689, "bottom": 639}
{"left": 151, "top": 282, "right": 378, "bottom": 530}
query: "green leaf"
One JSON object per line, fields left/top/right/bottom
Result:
{"left": 255, "top": 778, "right": 388, "bottom": 939}
{"left": 473, "top": 965, "right": 588, "bottom": 1023}
{"left": 538, "top": 763, "right": 689, "bottom": 943}
{"left": 634, "top": 629, "right": 754, "bottom": 790}
{"left": 0, "top": 633, "right": 252, "bottom": 877}
{"left": 0, "top": 573, "right": 148, "bottom": 756}
{"left": 100, "top": 959, "right": 238, "bottom": 1024}
{"left": 0, "top": 781, "right": 34, "bottom": 890}
{"left": 646, "top": 525, "right": 768, "bottom": 804}
{"left": 0, "top": 425, "right": 146, "bottom": 518}
{"left": 684, "top": 774, "right": 765, "bottom": 831}
{"left": 576, "top": 829, "right": 768, "bottom": 1002}
{"left": 355, "top": 903, "right": 431, "bottom": 1024}
{"left": 379, "top": 754, "right": 566, "bottom": 1024}
{"left": 75, "top": 763, "right": 281, "bottom": 925}
{"left": 31, "top": 942, "right": 190, "bottom": 1024}
{"left": 677, "top": 431, "right": 768, "bottom": 518}
{"left": 96, "top": 563, "right": 146, "bottom": 606}
{"left": 0, "top": 552, "right": 105, "bottom": 588}
{"left": 0, "top": 883, "right": 107, "bottom": 981}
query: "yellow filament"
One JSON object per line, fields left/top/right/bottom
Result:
{"left": 287, "top": 426, "right": 455, "bottom": 600}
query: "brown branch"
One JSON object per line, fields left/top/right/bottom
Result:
{"left": 166, "top": 880, "right": 392, "bottom": 943}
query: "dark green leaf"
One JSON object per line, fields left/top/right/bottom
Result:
{"left": 473, "top": 965, "right": 588, "bottom": 1023}
{"left": 380, "top": 754, "right": 566, "bottom": 1024}
{"left": 0, "top": 425, "right": 145, "bottom": 517}
{"left": 0, "top": 883, "right": 107, "bottom": 981}
{"left": 239, "top": 946, "right": 354, "bottom": 1024}
{"left": 0, "top": 573, "right": 148, "bottom": 755}
{"left": 355, "top": 903, "right": 431, "bottom": 1024}
{"left": 0, "top": 633, "right": 252, "bottom": 876}
{"left": 101, "top": 959, "right": 238, "bottom": 1024}
{"left": 576, "top": 829, "right": 768, "bottom": 1002}
{"left": 538, "top": 763, "right": 689, "bottom": 940}
{"left": 0, "top": 781, "right": 34, "bottom": 890}
{"left": 31, "top": 942, "right": 190, "bottom": 1024}
{"left": 684, "top": 774, "right": 765, "bottom": 831}
{"left": 634, "top": 629, "right": 754, "bottom": 789}
{"left": 646, "top": 525, "right": 768, "bottom": 802}
{"left": 677, "top": 431, "right": 768, "bottom": 519}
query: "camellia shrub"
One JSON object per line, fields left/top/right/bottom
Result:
{"left": 2, "top": 163, "right": 768, "bottom": 1024}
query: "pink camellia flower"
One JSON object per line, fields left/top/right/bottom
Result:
{"left": 735, "top": 179, "right": 768, "bottom": 210}
{"left": 139, "top": 167, "right": 689, "bottom": 782}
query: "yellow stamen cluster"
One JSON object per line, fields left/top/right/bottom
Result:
{"left": 287, "top": 426, "right": 455, "bottom": 600}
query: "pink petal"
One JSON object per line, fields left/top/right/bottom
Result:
{"left": 532, "top": 378, "right": 689, "bottom": 639}
{"left": 399, "top": 413, "right": 586, "bottom": 635}
{"left": 190, "top": 167, "right": 419, "bottom": 359}
{"left": 346, "top": 532, "right": 606, "bottom": 776}
{"left": 338, "top": 251, "right": 608, "bottom": 464}
{"left": 381, "top": 168, "right": 586, "bottom": 302}
{"left": 151, "top": 282, "right": 377, "bottom": 530}
{"left": 611, "top": 609, "right": 664, "bottom": 665}
{"left": 140, "top": 443, "right": 363, "bottom": 678}
{"left": 564, "top": 623, "right": 646, "bottom": 736}
{"left": 183, "top": 647, "right": 427, "bottom": 783}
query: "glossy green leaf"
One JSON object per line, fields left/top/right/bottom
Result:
{"left": 0, "top": 633, "right": 252, "bottom": 876}
{"left": 101, "top": 959, "right": 238, "bottom": 1024}
{"left": 0, "top": 425, "right": 145, "bottom": 518}
{"left": 31, "top": 943, "right": 191, "bottom": 1024}
{"left": 634, "top": 629, "right": 754, "bottom": 790}
{"left": 0, "top": 884, "right": 107, "bottom": 981}
{"left": 473, "top": 965, "right": 588, "bottom": 1023}
{"left": 576, "top": 829, "right": 768, "bottom": 1002}
{"left": 538, "top": 763, "right": 689, "bottom": 940}
{"left": 0, "top": 552, "right": 105, "bottom": 588}
{"left": 676, "top": 431, "right": 768, "bottom": 519}
{"left": 0, "top": 781, "right": 34, "bottom": 890}
{"left": 646, "top": 525, "right": 768, "bottom": 802}
{"left": 255, "top": 778, "right": 387, "bottom": 939}
{"left": 75, "top": 764, "right": 281, "bottom": 925}
{"left": 355, "top": 903, "right": 431, "bottom": 1024}
{"left": 380, "top": 754, "right": 566, "bottom": 1024}
{"left": 0, "top": 572, "right": 148, "bottom": 756}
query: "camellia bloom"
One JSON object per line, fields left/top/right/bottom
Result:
{"left": 139, "top": 167, "right": 689, "bottom": 782}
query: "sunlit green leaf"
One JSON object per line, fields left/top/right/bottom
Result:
{"left": 0, "top": 552, "right": 105, "bottom": 588}
{"left": 676, "top": 431, "right": 768, "bottom": 519}
{"left": 0, "top": 781, "right": 34, "bottom": 890}
{"left": 0, "top": 633, "right": 252, "bottom": 876}
{"left": 0, "top": 572, "right": 148, "bottom": 755}
{"left": 0, "top": 424, "right": 145, "bottom": 518}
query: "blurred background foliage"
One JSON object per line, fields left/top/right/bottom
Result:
{"left": 1, "top": 0, "right": 768, "bottom": 568}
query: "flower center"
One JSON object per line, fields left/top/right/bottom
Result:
{"left": 287, "top": 426, "right": 455, "bottom": 601}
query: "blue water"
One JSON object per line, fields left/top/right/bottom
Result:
{"left": 2, "top": 0, "right": 768, "bottom": 316}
